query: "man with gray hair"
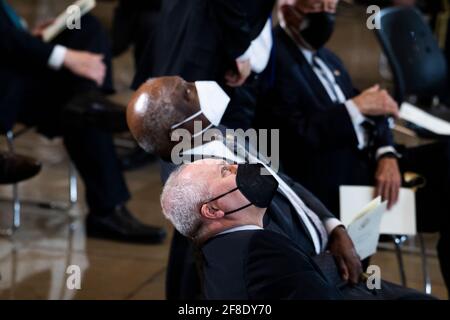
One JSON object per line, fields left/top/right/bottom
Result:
{"left": 128, "top": 76, "right": 364, "bottom": 299}
{"left": 161, "top": 159, "right": 342, "bottom": 299}
{"left": 160, "top": 158, "right": 433, "bottom": 299}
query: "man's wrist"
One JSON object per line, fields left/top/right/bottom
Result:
{"left": 324, "top": 217, "right": 344, "bottom": 235}
{"left": 379, "top": 152, "right": 397, "bottom": 159}
{"left": 376, "top": 146, "right": 401, "bottom": 160}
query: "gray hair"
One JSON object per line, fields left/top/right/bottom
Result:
{"left": 160, "top": 164, "right": 211, "bottom": 238}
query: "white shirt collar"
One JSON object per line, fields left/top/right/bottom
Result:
{"left": 300, "top": 47, "right": 314, "bottom": 65}
{"left": 217, "top": 225, "right": 263, "bottom": 236}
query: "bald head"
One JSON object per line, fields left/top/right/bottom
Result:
{"left": 127, "top": 76, "right": 207, "bottom": 159}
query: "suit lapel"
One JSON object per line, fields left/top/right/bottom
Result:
{"left": 276, "top": 27, "right": 337, "bottom": 107}
{"left": 316, "top": 49, "right": 352, "bottom": 100}
{"left": 268, "top": 191, "right": 317, "bottom": 255}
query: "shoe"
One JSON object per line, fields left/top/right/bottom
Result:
{"left": 86, "top": 205, "right": 167, "bottom": 244}
{"left": 0, "top": 152, "right": 42, "bottom": 184}
{"left": 119, "top": 147, "right": 156, "bottom": 171}
{"left": 65, "top": 91, "right": 128, "bottom": 133}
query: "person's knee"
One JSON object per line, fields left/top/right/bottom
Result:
{"left": 56, "top": 14, "right": 109, "bottom": 52}
{"left": 78, "top": 14, "right": 105, "bottom": 35}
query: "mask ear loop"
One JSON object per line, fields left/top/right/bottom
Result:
{"left": 204, "top": 187, "right": 253, "bottom": 216}
{"left": 206, "top": 187, "right": 239, "bottom": 204}
{"left": 192, "top": 123, "right": 214, "bottom": 138}
{"left": 170, "top": 110, "right": 214, "bottom": 139}
{"left": 223, "top": 203, "right": 252, "bottom": 215}
{"left": 171, "top": 110, "right": 203, "bottom": 130}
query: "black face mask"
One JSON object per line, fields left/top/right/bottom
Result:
{"left": 205, "top": 163, "right": 279, "bottom": 215}
{"left": 299, "top": 12, "right": 336, "bottom": 50}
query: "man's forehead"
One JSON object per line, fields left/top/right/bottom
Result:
{"left": 182, "top": 159, "right": 224, "bottom": 178}
{"left": 142, "top": 76, "right": 182, "bottom": 96}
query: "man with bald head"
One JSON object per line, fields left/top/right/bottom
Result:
{"left": 127, "top": 76, "right": 436, "bottom": 300}
{"left": 128, "top": 76, "right": 360, "bottom": 298}
{"left": 128, "top": 76, "right": 206, "bottom": 160}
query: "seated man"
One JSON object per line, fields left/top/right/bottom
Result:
{"left": 256, "top": 0, "right": 450, "bottom": 293}
{"left": 127, "top": 76, "right": 434, "bottom": 299}
{"left": 0, "top": 1, "right": 165, "bottom": 243}
{"left": 161, "top": 158, "right": 433, "bottom": 299}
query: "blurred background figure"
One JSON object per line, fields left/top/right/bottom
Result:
{"left": 0, "top": 0, "right": 166, "bottom": 244}
{"left": 109, "top": 0, "right": 163, "bottom": 171}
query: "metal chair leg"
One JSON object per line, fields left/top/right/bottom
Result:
{"left": 1, "top": 130, "right": 77, "bottom": 236}
{"left": 9, "top": 131, "right": 21, "bottom": 231}
{"left": 392, "top": 235, "right": 407, "bottom": 287}
{"left": 69, "top": 162, "right": 78, "bottom": 206}
{"left": 0, "top": 131, "right": 20, "bottom": 236}
{"left": 12, "top": 182, "right": 20, "bottom": 231}
{"left": 418, "top": 233, "right": 432, "bottom": 294}
{"left": 6, "top": 130, "right": 15, "bottom": 152}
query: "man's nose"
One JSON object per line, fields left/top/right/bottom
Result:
{"left": 230, "top": 164, "right": 238, "bottom": 174}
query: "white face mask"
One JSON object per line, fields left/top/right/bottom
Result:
{"left": 171, "top": 81, "right": 230, "bottom": 136}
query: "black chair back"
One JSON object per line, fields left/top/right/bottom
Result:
{"left": 375, "top": 7, "right": 448, "bottom": 104}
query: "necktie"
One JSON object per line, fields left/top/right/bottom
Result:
{"left": 1, "top": 0, "right": 24, "bottom": 30}
{"left": 237, "top": 140, "right": 327, "bottom": 253}
{"left": 296, "top": 197, "right": 328, "bottom": 252}
{"left": 361, "top": 120, "right": 377, "bottom": 159}
{"left": 312, "top": 54, "right": 345, "bottom": 103}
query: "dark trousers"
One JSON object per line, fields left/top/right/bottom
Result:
{"left": 399, "top": 141, "right": 450, "bottom": 293}
{"left": 1, "top": 15, "right": 130, "bottom": 213}
{"left": 315, "top": 141, "right": 450, "bottom": 293}
{"left": 313, "top": 253, "right": 436, "bottom": 300}
{"left": 166, "top": 230, "right": 202, "bottom": 300}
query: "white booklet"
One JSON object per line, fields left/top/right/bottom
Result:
{"left": 42, "top": 0, "right": 96, "bottom": 43}
{"left": 345, "top": 197, "right": 387, "bottom": 260}
{"left": 340, "top": 185, "right": 417, "bottom": 235}
{"left": 400, "top": 102, "right": 450, "bottom": 135}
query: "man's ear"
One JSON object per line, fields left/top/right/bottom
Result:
{"left": 200, "top": 203, "right": 225, "bottom": 220}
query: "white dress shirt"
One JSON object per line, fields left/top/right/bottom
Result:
{"left": 218, "top": 225, "right": 263, "bottom": 236}
{"left": 237, "top": 18, "right": 273, "bottom": 74}
{"left": 48, "top": 44, "right": 67, "bottom": 70}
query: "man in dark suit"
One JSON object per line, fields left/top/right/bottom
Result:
{"left": 111, "top": 0, "right": 162, "bottom": 68}
{"left": 127, "top": 76, "right": 435, "bottom": 299}
{"left": 127, "top": 76, "right": 363, "bottom": 298}
{"left": 0, "top": 1, "right": 165, "bottom": 243}
{"left": 160, "top": 158, "right": 433, "bottom": 299}
{"left": 257, "top": 0, "right": 450, "bottom": 293}
{"left": 132, "top": 0, "right": 275, "bottom": 89}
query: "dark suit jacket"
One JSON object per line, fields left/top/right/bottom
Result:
{"left": 111, "top": 0, "right": 162, "bottom": 63}
{"left": 0, "top": 4, "right": 55, "bottom": 132}
{"left": 0, "top": 6, "right": 114, "bottom": 134}
{"left": 201, "top": 229, "right": 342, "bottom": 299}
{"left": 257, "top": 25, "right": 395, "bottom": 214}
{"left": 162, "top": 133, "right": 337, "bottom": 299}
{"left": 132, "top": 0, "right": 275, "bottom": 88}
{"left": 0, "top": 4, "right": 54, "bottom": 68}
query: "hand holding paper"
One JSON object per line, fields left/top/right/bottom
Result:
{"left": 340, "top": 186, "right": 417, "bottom": 236}
{"left": 344, "top": 197, "right": 387, "bottom": 260}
